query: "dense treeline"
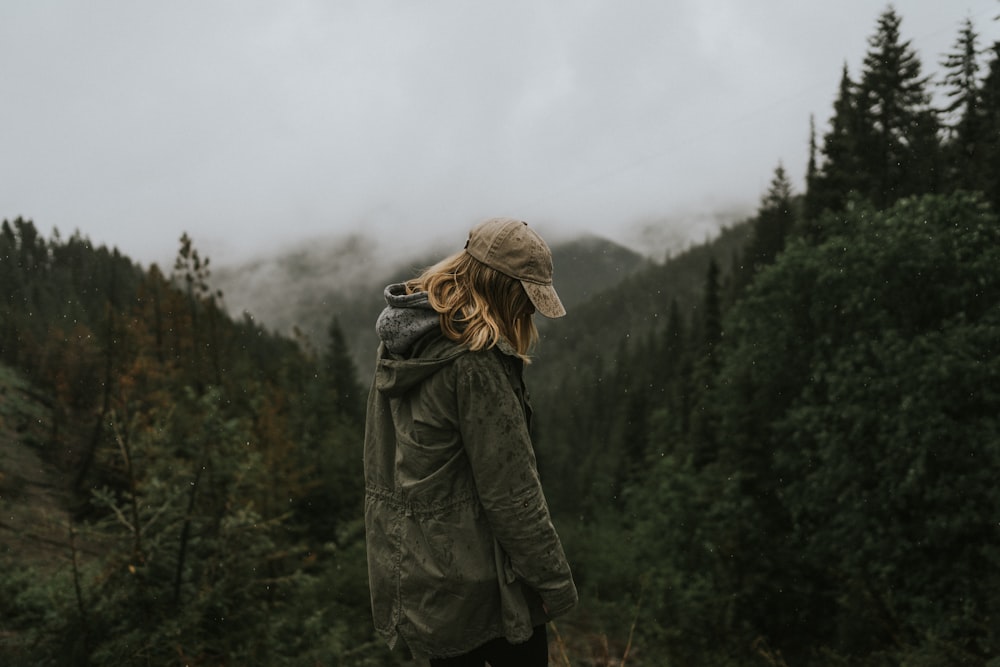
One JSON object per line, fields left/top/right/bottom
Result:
{"left": 0, "top": 226, "right": 389, "bottom": 664}
{"left": 532, "top": 7, "right": 1000, "bottom": 665}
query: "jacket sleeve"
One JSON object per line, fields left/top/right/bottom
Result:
{"left": 455, "top": 351, "right": 578, "bottom": 617}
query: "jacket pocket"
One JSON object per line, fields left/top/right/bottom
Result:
{"left": 500, "top": 547, "right": 517, "bottom": 584}
{"left": 493, "top": 539, "right": 534, "bottom": 643}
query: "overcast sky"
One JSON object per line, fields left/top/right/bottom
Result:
{"left": 2, "top": 1, "right": 997, "bottom": 267}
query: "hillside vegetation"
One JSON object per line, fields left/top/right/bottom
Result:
{"left": 2, "top": 6, "right": 1000, "bottom": 666}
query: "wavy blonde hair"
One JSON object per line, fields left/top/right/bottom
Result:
{"left": 407, "top": 250, "right": 538, "bottom": 362}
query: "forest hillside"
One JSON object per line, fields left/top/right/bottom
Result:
{"left": 2, "top": 5, "right": 1000, "bottom": 666}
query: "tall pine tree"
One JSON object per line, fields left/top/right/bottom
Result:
{"left": 810, "top": 64, "right": 865, "bottom": 218}
{"left": 747, "top": 163, "right": 795, "bottom": 273}
{"left": 940, "top": 17, "right": 987, "bottom": 193}
{"left": 856, "top": 7, "right": 940, "bottom": 206}
{"left": 688, "top": 258, "right": 722, "bottom": 465}
{"left": 979, "top": 42, "right": 1000, "bottom": 211}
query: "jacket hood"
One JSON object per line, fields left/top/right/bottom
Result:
{"left": 374, "top": 283, "right": 466, "bottom": 397}
{"left": 376, "top": 283, "right": 440, "bottom": 355}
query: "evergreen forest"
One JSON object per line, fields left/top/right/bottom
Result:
{"left": 2, "top": 7, "right": 999, "bottom": 666}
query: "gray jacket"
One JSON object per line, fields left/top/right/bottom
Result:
{"left": 363, "top": 284, "right": 577, "bottom": 659}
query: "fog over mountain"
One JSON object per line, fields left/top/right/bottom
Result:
{"left": 213, "top": 230, "right": 651, "bottom": 369}
{"left": 3, "top": 1, "right": 994, "bottom": 270}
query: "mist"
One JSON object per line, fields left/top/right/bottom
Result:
{"left": 2, "top": 1, "right": 996, "bottom": 269}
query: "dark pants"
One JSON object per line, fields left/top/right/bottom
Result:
{"left": 429, "top": 624, "right": 548, "bottom": 667}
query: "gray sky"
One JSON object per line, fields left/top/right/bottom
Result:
{"left": 2, "top": 1, "right": 997, "bottom": 267}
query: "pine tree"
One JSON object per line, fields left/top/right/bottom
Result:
{"left": 664, "top": 298, "right": 692, "bottom": 438}
{"left": 810, "top": 64, "right": 865, "bottom": 217}
{"left": 701, "top": 258, "right": 722, "bottom": 357}
{"left": 291, "top": 315, "right": 367, "bottom": 540}
{"left": 855, "top": 7, "right": 940, "bottom": 206}
{"left": 747, "top": 164, "right": 795, "bottom": 273}
{"left": 688, "top": 259, "right": 722, "bottom": 465}
{"left": 940, "top": 17, "right": 984, "bottom": 192}
{"left": 172, "top": 233, "right": 225, "bottom": 388}
{"left": 979, "top": 42, "right": 1000, "bottom": 211}
{"left": 322, "top": 316, "right": 363, "bottom": 426}
{"left": 0, "top": 220, "right": 19, "bottom": 364}
{"left": 803, "top": 114, "right": 822, "bottom": 220}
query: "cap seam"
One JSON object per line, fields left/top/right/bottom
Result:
{"left": 485, "top": 222, "right": 519, "bottom": 264}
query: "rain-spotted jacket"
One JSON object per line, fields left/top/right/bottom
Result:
{"left": 363, "top": 284, "right": 577, "bottom": 659}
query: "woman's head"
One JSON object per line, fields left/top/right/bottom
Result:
{"left": 407, "top": 218, "right": 564, "bottom": 361}
{"left": 464, "top": 218, "right": 565, "bottom": 319}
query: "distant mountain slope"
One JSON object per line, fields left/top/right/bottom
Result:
{"left": 530, "top": 220, "right": 754, "bottom": 393}
{"left": 213, "top": 233, "right": 649, "bottom": 372}
{"left": 0, "top": 364, "right": 72, "bottom": 563}
{"left": 548, "top": 234, "right": 653, "bottom": 307}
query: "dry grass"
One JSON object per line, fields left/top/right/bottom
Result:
{"left": 549, "top": 578, "right": 648, "bottom": 667}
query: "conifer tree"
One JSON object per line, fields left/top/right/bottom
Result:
{"left": 856, "top": 7, "right": 940, "bottom": 206}
{"left": 660, "top": 298, "right": 685, "bottom": 381}
{"left": 803, "top": 115, "right": 821, "bottom": 220}
{"left": 322, "top": 316, "right": 363, "bottom": 426}
{"left": 292, "top": 315, "right": 367, "bottom": 540}
{"left": 747, "top": 164, "right": 795, "bottom": 273}
{"left": 979, "top": 42, "right": 1000, "bottom": 211}
{"left": 810, "top": 65, "right": 865, "bottom": 219}
{"left": 669, "top": 298, "right": 693, "bottom": 438}
{"left": 940, "top": 17, "right": 985, "bottom": 192}
{"left": 689, "top": 259, "right": 722, "bottom": 465}
{"left": 0, "top": 220, "right": 18, "bottom": 364}
{"left": 172, "top": 233, "right": 225, "bottom": 387}
{"left": 701, "top": 259, "right": 722, "bottom": 357}
{"left": 647, "top": 297, "right": 691, "bottom": 447}
{"left": 74, "top": 249, "right": 121, "bottom": 491}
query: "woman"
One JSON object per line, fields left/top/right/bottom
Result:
{"left": 364, "top": 218, "right": 578, "bottom": 666}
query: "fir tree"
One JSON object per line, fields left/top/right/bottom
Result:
{"left": 979, "top": 42, "right": 1000, "bottom": 211}
{"left": 747, "top": 164, "right": 795, "bottom": 273}
{"left": 803, "top": 114, "right": 821, "bottom": 220}
{"left": 810, "top": 64, "right": 865, "bottom": 218}
{"left": 855, "top": 7, "right": 940, "bottom": 206}
{"left": 322, "top": 316, "right": 364, "bottom": 426}
{"left": 940, "top": 17, "right": 985, "bottom": 192}
{"left": 688, "top": 258, "right": 722, "bottom": 465}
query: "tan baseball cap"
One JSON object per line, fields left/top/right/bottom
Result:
{"left": 465, "top": 217, "right": 566, "bottom": 318}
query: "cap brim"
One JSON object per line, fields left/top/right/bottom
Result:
{"left": 522, "top": 281, "right": 566, "bottom": 318}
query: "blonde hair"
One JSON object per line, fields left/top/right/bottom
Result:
{"left": 407, "top": 250, "right": 538, "bottom": 362}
